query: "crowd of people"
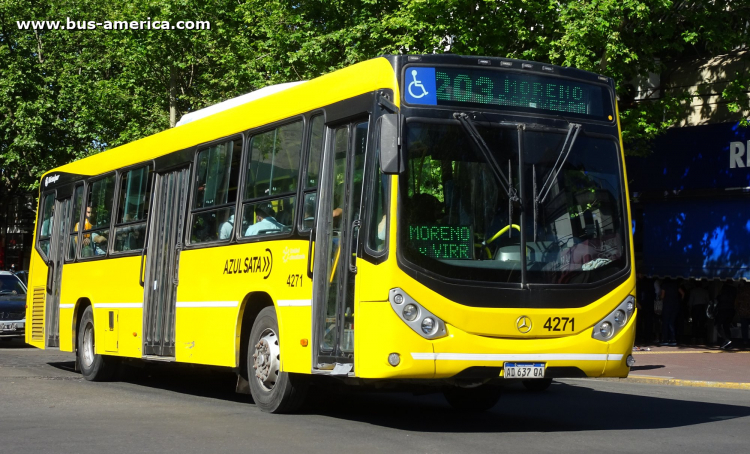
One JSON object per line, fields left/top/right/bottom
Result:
{"left": 636, "top": 274, "right": 750, "bottom": 349}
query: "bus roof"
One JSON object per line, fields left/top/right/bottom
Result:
{"left": 175, "top": 81, "right": 306, "bottom": 127}
{"left": 47, "top": 57, "right": 399, "bottom": 179}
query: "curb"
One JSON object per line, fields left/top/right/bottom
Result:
{"left": 619, "top": 375, "right": 750, "bottom": 390}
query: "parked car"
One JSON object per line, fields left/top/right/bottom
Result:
{"left": 0, "top": 271, "right": 26, "bottom": 341}
{"left": 13, "top": 270, "right": 28, "bottom": 286}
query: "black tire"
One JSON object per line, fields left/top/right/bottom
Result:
{"left": 522, "top": 378, "right": 553, "bottom": 392}
{"left": 77, "top": 306, "right": 117, "bottom": 381}
{"left": 443, "top": 384, "right": 501, "bottom": 412}
{"left": 247, "top": 306, "right": 308, "bottom": 413}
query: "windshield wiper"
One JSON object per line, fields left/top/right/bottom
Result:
{"left": 454, "top": 112, "right": 521, "bottom": 238}
{"left": 532, "top": 123, "right": 582, "bottom": 241}
{"left": 454, "top": 112, "right": 512, "bottom": 195}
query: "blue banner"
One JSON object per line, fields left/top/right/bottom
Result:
{"left": 404, "top": 67, "right": 437, "bottom": 105}
{"left": 627, "top": 122, "right": 750, "bottom": 193}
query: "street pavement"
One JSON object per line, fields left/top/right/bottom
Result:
{"left": 627, "top": 344, "right": 750, "bottom": 388}
{"left": 2, "top": 339, "right": 750, "bottom": 454}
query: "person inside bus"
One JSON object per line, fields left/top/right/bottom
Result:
{"left": 41, "top": 203, "right": 54, "bottom": 238}
{"left": 77, "top": 205, "right": 107, "bottom": 256}
{"left": 219, "top": 213, "right": 234, "bottom": 240}
{"left": 245, "top": 206, "right": 283, "bottom": 237}
{"left": 275, "top": 197, "right": 294, "bottom": 227}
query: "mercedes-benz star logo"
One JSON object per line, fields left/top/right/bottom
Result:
{"left": 516, "top": 316, "right": 532, "bottom": 334}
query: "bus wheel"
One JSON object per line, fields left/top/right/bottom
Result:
{"left": 443, "top": 384, "right": 501, "bottom": 412}
{"left": 77, "top": 306, "right": 117, "bottom": 381}
{"left": 247, "top": 306, "right": 308, "bottom": 413}
{"left": 522, "top": 378, "right": 553, "bottom": 392}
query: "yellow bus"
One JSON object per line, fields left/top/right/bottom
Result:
{"left": 27, "top": 54, "right": 636, "bottom": 412}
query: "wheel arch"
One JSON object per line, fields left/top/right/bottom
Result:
{"left": 235, "top": 291, "right": 275, "bottom": 378}
{"left": 71, "top": 297, "right": 92, "bottom": 351}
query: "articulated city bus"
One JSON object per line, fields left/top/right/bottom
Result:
{"left": 27, "top": 54, "right": 635, "bottom": 412}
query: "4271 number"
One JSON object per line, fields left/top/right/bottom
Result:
{"left": 543, "top": 317, "right": 575, "bottom": 332}
{"left": 286, "top": 274, "right": 303, "bottom": 287}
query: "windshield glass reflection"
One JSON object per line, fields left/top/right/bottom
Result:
{"left": 400, "top": 120, "right": 626, "bottom": 286}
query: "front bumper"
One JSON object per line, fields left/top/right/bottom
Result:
{"left": 355, "top": 300, "right": 636, "bottom": 380}
{"left": 429, "top": 310, "right": 636, "bottom": 379}
{"left": 0, "top": 319, "right": 26, "bottom": 338}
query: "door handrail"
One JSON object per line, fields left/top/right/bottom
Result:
{"left": 46, "top": 260, "right": 54, "bottom": 294}
{"left": 307, "top": 228, "right": 315, "bottom": 279}
{"left": 139, "top": 245, "right": 147, "bottom": 287}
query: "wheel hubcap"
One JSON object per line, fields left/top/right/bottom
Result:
{"left": 252, "top": 328, "right": 280, "bottom": 391}
{"left": 82, "top": 322, "right": 94, "bottom": 369}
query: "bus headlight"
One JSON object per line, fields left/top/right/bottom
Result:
{"left": 403, "top": 304, "right": 419, "bottom": 321}
{"left": 592, "top": 295, "right": 635, "bottom": 342}
{"left": 613, "top": 310, "right": 626, "bottom": 327}
{"left": 421, "top": 317, "right": 436, "bottom": 335}
{"left": 389, "top": 288, "right": 447, "bottom": 340}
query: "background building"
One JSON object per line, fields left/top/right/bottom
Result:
{"left": 0, "top": 193, "right": 35, "bottom": 271}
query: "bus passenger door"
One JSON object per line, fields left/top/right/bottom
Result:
{"left": 142, "top": 168, "right": 190, "bottom": 358}
{"left": 311, "top": 120, "right": 368, "bottom": 370}
{"left": 45, "top": 197, "right": 71, "bottom": 348}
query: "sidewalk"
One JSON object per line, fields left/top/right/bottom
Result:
{"left": 621, "top": 344, "right": 750, "bottom": 390}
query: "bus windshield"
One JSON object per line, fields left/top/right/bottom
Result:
{"left": 400, "top": 119, "right": 627, "bottom": 286}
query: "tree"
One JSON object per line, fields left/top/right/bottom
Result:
{"left": 236, "top": 0, "right": 749, "bottom": 153}
{"left": 2, "top": 0, "right": 748, "bottom": 198}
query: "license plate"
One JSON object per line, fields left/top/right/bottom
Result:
{"left": 1, "top": 323, "right": 16, "bottom": 331}
{"left": 504, "top": 362, "right": 545, "bottom": 379}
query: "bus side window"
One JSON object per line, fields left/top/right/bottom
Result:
{"left": 113, "top": 166, "right": 152, "bottom": 252}
{"left": 38, "top": 193, "right": 55, "bottom": 258}
{"left": 242, "top": 121, "right": 303, "bottom": 238}
{"left": 67, "top": 185, "right": 83, "bottom": 260}
{"left": 300, "top": 115, "right": 324, "bottom": 232}
{"left": 82, "top": 175, "right": 116, "bottom": 257}
{"left": 367, "top": 122, "right": 389, "bottom": 253}
{"left": 190, "top": 139, "right": 241, "bottom": 244}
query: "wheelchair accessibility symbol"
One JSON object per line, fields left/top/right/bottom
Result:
{"left": 408, "top": 70, "right": 428, "bottom": 99}
{"left": 404, "top": 67, "right": 437, "bottom": 105}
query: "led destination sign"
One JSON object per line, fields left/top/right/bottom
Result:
{"left": 409, "top": 225, "right": 473, "bottom": 260}
{"left": 403, "top": 66, "right": 612, "bottom": 119}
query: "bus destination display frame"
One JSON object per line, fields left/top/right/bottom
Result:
{"left": 401, "top": 64, "right": 615, "bottom": 122}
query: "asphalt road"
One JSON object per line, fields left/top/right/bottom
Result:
{"left": 2, "top": 340, "right": 750, "bottom": 454}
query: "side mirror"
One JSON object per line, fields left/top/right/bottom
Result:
{"left": 379, "top": 114, "right": 401, "bottom": 174}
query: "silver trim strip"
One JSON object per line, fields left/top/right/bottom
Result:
{"left": 277, "top": 299, "right": 312, "bottom": 307}
{"left": 176, "top": 301, "right": 238, "bottom": 308}
{"left": 94, "top": 303, "right": 143, "bottom": 309}
{"left": 411, "top": 353, "right": 616, "bottom": 361}
{"left": 59, "top": 304, "right": 75, "bottom": 309}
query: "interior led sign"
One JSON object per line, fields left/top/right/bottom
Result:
{"left": 409, "top": 225, "right": 473, "bottom": 260}
{"left": 403, "top": 66, "right": 612, "bottom": 120}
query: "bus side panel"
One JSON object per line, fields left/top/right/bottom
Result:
{"left": 355, "top": 260, "right": 436, "bottom": 379}
{"left": 174, "top": 246, "right": 247, "bottom": 367}
{"left": 174, "top": 240, "right": 312, "bottom": 370}
{"left": 58, "top": 262, "right": 75, "bottom": 352}
{"left": 59, "top": 257, "right": 146, "bottom": 358}
{"left": 25, "top": 248, "right": 48, "bottom": 349}
{"left": 603, "top": 307, "right": 636, "bottom": 378}
{"left": 276, "top": 305, "right": 312, "bottom": 374}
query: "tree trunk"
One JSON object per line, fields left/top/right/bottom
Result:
{"left": 599, "top": 46, "right": 608, "bottom": 74}
{"left": 169, "top": 68, "right": 177, "bottom": 128}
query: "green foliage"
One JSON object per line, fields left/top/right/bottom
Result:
{"left": 1, "top": 0, "right": 748, "bottom": 196}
